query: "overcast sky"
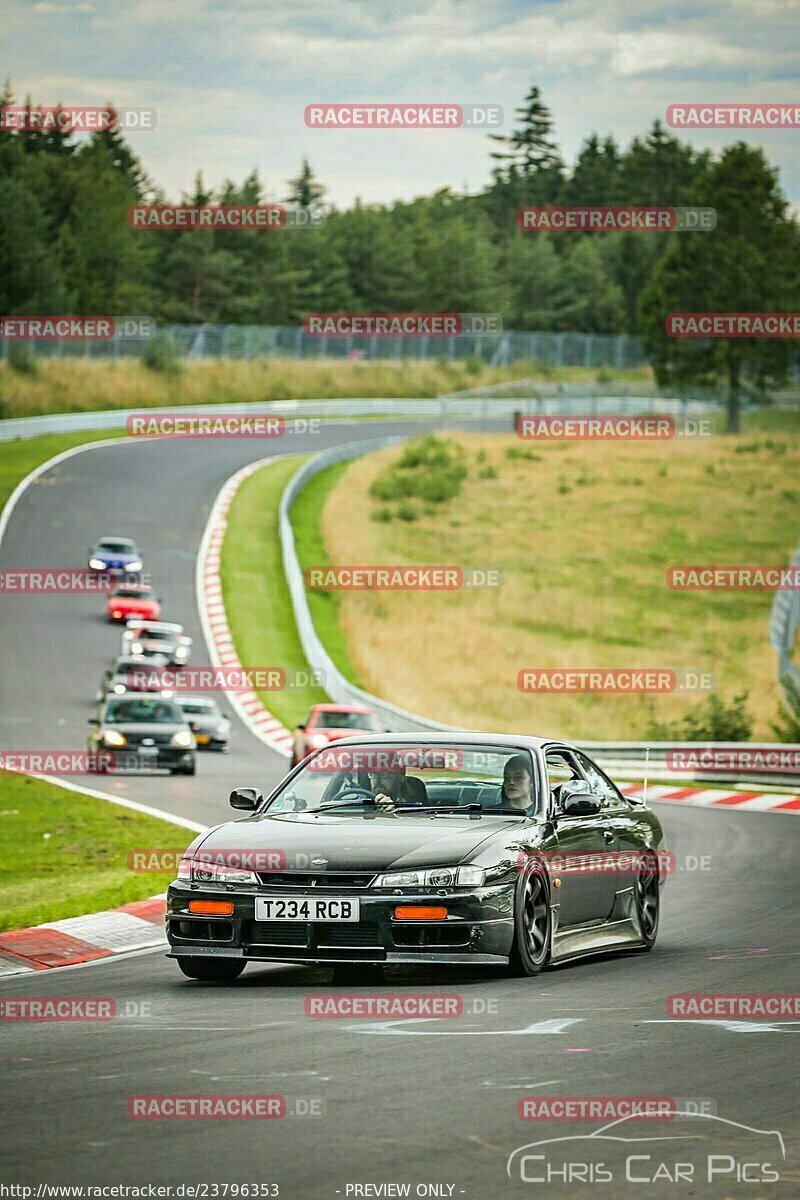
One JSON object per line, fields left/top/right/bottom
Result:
{"left": 3, "top": 0, "right": 799, "bottom": 208}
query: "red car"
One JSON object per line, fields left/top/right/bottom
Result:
{"left": 107, "top": 582, "right": 162, "bottom": 624}
{"left": 291, "top": 703, "right": 383, "bottom": 767}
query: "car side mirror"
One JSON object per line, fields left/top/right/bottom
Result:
{"left": 297, "top": 723, "right": 306, "bottom": 730}
{"left": 559, "top": 781, "right": 601, "bottom": 816}
{"left": 88, "top": 717, "right": 100, "bottom": 725}
{"left": 229, "top": 786, "right": 262, "bottom": 810}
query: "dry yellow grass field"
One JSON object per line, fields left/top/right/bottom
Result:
{"left": 322, "top": 431, "right": 799, "bottom": 740}
{"left": 0, "top": 358, "right": 653, "bottom": 419}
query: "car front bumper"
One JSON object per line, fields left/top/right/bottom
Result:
{"left": 99, "top": 748, "right": 194, "bottom": 772}
{"left": 166, "top": 881, "right": 516, "bottom": 965}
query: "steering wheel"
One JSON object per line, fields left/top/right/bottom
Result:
{"left": 330, "top": 786, "right": 377, "bottom": 805}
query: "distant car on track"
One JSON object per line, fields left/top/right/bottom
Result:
{"left": 166, "top": 732, "right": 665, "bottom": 982}
{"left": 88, "top": 536, "right": 143, "bottom": 574}
{"left": 177, "top": 696, "right": 232, "bottom": 752}
{"left": 121, "top": 620, "right": 192, "bottom": 664}
{"left": 88, "top": 693, "right": 196, "bottom": 775}
{"left": 107, "top": 582, "right": 161, "bottom": 624}
{"left": 96, "top": 654, "right": 172, "bottom": 702}
{"left": 291, "top": 703, "right": 382, "bottom": 766}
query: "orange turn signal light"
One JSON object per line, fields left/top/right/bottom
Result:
{"left": 188, "top": 900, "right": 234, "bottom": 916}
{"left": 393, "top": 905, "right": 448, "bottom": 921}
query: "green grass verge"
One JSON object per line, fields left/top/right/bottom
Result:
{"left": 289, "top": 461, "right": 367, "bottom": 689}
{"left": 220, "top": 455, "right": 329, "bottom": 728}
{"left": 0, "top": 772, "right": 192, "bottom": 932}
{"left": 0, "top": 430, "right": 127, "bottom": 515}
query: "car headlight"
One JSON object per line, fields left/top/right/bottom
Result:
{"left": 374, "top": 865, "right": 485, "bottom": 889}
{"left": 131, "top": 643, "right": 143, "bottom": 654}
{"left": 112, "top": 684, "right": 126, "bottom": 695}
{"left": 89, "top": 558, "right": 106, "bottom": 570}
{"left": 103, "top": 730, "right": 126, "bottom": 747}
{"left": 127, "top": 560, "right": 143, "bottom": 571}
{"left": 173, "top": 645, "right": 189, "bottom": 660}
{"left": 179, "top": 857, "right": 258, "bottom": 886}
{"left": 309, "top": 734, "right": 329, "bottom": 749}
{"left": 172, "top": 730, "right": 194, "bottom": 748}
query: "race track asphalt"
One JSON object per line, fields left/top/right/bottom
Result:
{"left": 1, "top": 422, "right": 798, "bottom": 1197}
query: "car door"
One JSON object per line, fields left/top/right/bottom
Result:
{"left": 545, "top": 747, "right": 619, "bottom": 926}
{"left": 575, "top": 750, "right": 652, "bottom": 868}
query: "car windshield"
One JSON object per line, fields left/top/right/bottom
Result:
{"left": 98, "top": 541, "right": 134, "bottom": 553}
{"left": 115, "top": 587, "right": 151, "bottom": 599}
{"left": 268, "top": 744, "right": 536, "bottom": 816}
{"left": 104, "top": 698, "right": 183, "bottom": 723}
{"left": 313, "top": 711, "right": 379, "bottom": 730}
{"left": 139, "top": 630, "right": 172, "bottom": 640}
{"left": 180, "top": 700, "right": 219, "bottom": 715}
{"left": 113, "top": 658, "right": 150, "bottom": 672}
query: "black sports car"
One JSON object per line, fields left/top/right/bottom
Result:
{"left": 166, "top": 733, "right": 665, "bottom": 981}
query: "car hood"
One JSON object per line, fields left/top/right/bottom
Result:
{"left": 198, "top": 811, "right": 519, "bottom": 871}
{"left": 106, "top": 721, "right": 187, "bottom": 735}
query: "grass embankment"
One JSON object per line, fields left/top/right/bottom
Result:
{"left": 0, "top": 773, "right": 192, "bottom": 931}
{"left": 0, "top": 358, "right": 655, "bottom": 420}
{"left": 319, "top": 431, "right": 799, "bottom": 741}
{"left": 221, "top": 455, "right": 327, "bottom": 729}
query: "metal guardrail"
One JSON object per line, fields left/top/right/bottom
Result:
{"left": 771, "top": 542, "right": 800, "bottom": 701}
{"left": 0, "top": 393, "right": 721, "bottom": 444}
{"left": 278, "top": 436, "right": 800, "bottom": 788}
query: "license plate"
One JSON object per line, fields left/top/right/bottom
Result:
{"left": 138, "top": 746, "right": 158, "bottom": 757}
{"left": 255, "top": 896, "right": 360, "bottom": 922}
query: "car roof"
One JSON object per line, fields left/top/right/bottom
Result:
{"left": 312, "top": 703, "right": 375, "bottom": 714}
{"left": 129, "top": 621, "right": 182, "bottom": 632}
{"left": 97, "top": 536, "right": 136, "bottom": 545}
{"left": 177, "top": 694, "right": 218, "bottom": 704}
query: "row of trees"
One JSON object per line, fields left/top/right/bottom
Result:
{"left": 2, "top": 82, "right": 799, "bottom": 423}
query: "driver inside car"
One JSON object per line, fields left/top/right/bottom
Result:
{"left": 370, "top": 765, "right": 427, "bottom": 810}
{"left": 495, "top": 754, "right": 535, "bottom": 813}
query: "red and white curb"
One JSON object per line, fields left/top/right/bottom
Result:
{"left": 0, "top": 897, "right": 167, "bottom": 977}
{"left": 196, "top": 457, "right": 293, "bottom": 757}
{"left": 621, "top": 782, "right": 800, "bottom": 814}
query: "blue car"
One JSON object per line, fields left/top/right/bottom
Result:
{"left": 88, "top": 536, "right": 143, "bottom": 574}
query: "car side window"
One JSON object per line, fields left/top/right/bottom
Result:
{"left": 545, "top": 750, "right": 583, "bottom": 810}
{"left": 574, "top": 751, "right": 625, "bottom": 808}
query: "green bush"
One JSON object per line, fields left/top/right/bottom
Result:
{"left": 7, "top": 342, "right": 38, "bottom": 376}
{"left": 464, "top": 356, "right": 484, "bottom": 376}
{"left": 647, "top": 691, "right": 753, "bottom": 741}
{"left": 478, "top": 465, "right": 499, "bottom": 479}
{"left": 505, "top": 446, "right": 541, "bottom": 461}
{"left": 141, "top": 333, "right": 182, "bottom": 375}
{"left": 370, "top": 435, "right": 468, "bottom": 507}
{"left": 370, "top": 507, "right": 393, "bottom": 523}
{"left": 396, "top": 500, "right": 419, "bottom": 521}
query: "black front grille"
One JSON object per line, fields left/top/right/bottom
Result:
{"left": 122, "top": 731, "right": 173, "bottom": 747}
{"left": 256, "top": 871, "right": 376, "bottom": 888}
{"left": 392, "top": 925, "right": 472, "bottom": 948}
{"left": 317, "top": 923, "right": 382, "bottom": 947}
{"left": 247, "top": 921, "right": 309, "bottom": 946}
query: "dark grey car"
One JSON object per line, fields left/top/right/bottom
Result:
{"left": 88, "top": 694, "right": 196, "bottom": 775}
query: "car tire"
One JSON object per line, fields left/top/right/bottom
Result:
{"left": 177, "top": 957, "right": 246, "bottom": 982}
{"left": 634, "top": 849, "right": 659, "bottom": 950}
{"left": 508, "top": 862, "right": 551, "bottom": 977}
